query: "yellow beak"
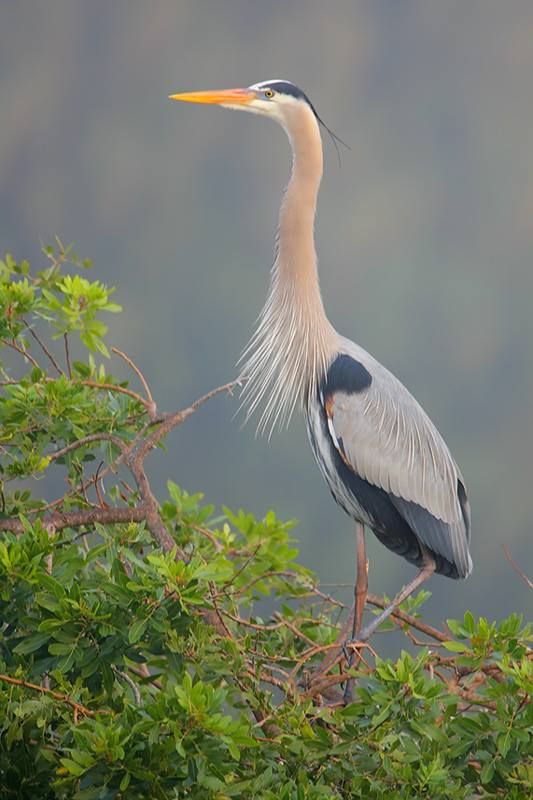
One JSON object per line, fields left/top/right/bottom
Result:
{"left": 169, "top": 88, "right": 255, "bottom": 106}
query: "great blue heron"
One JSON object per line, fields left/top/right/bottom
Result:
{"left": 170, "top": 79, "right": 472, "bottom": 652}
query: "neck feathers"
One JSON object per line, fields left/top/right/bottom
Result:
{"left": 239, "top": 104, "right": 336, "bottom": 435}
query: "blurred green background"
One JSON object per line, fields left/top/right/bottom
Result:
{"left": 1, "top": 1, "right": 531, "bottom": 624}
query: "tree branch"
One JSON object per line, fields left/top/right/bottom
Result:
{"left": 0, "top": 673, "right": 106, "bottom": 718}
{"left": 24, "top": 322, "right": 64, "bottom": 375}
{"left": 48, "top": 433, "right": 125, "bottom": 462}
{"left": 503, "top": 544, "right": 533, "bottom": 590}
{"left": 366, "top": 593, "right": 448, "bottom": 642}
{"left": 0, "top": 380, "right": 240, "bottom": 560}
{"left": 112, "top": 347, "right": 155, "bottom": 416}
{"left": 1, "top": 337, "right": 40, "bottom": 369}
{"left": 0, "top": 506, "right": 147, "bottom": 535}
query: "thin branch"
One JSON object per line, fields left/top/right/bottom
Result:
{"left": 113, "top": 668, "right": 142, "bottom": 706}
{"left": 305, "top": 584, "right": 346, "bottom": 610}
{"left": 128, "top": 663, "right": 163, "bottom": 691}
{"left": 63, "top": 333, "right": 72, "bottom": 378}
{"left": 229, "top": 570, "right": 310, "bottom": 598}
{"left": 301, "top": 671, "right": 354, "bottom": 703}
{"left": 221, "top": 610, "right": 285, "bottom": 632}
{"left": 308, "top": 605, "right": 355, "bottom": 681}
{"left": 132, "top": 379, "right": 241, "bottom": 464}
{"left": 0, "top": 506, "right": 146, "bottom": 535}
{"left": 122, "top": 443, "right": 178, "bottom": 554}
{"left": 189, "top": 522, "right": 223, "bottom": 552}
{"left": 24, "top": 324, "right": 63, "bottom": 375}
{"left": 207, "top": 582, "right": 235, "bottom": 640}
{"left": 94, "top": 461, "right": 107, "bottom": 508}
{"left": 0, "top": 673, "right": 105, "bottom": 718}
{"left": 272, "top": 612, "right": 318, "bottom": 648}
{"left": 2, "top": 373, "right": 151, "bottom": 412}
{"left": 222, "top": 543, "right": 262, "bottom": 591}
{"left": 8, "top": 381, "right": 240, "bottom": 523}
{"left": 48, "top": 433, "right": 125, "bottom": 463}
{"left": 367, "top": 593, "right": 448, "bottom": 643}
{"left": 80, "top": 379, "right": 151, "bottom": 411}
{"left": 0, "top": 381, "right": 240, "bottom": 558}
{"left": 288, "top": 641, "right": 346, "bottom": 687}
{"left": 112, "top": 347, "right": 155, "bottom": 407}
{"left": 1, "top": 338, "right": 40, "bottom": 369}
{"left": 451, "top": 685, "right": 497, "bottom": 711}
{"left": 503, "top": 544, "right": 533, "bottom": 589}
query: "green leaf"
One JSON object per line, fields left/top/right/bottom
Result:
{"left": 13, "top": 632, "right": 50, "bottom": 654}
{"left": 480, "top": 760, "right": 495, "bottom": 784}
{"left": 442, "top": 641, "right": 469, "bottom": 652}
{"left": 48, "top": 642, "right": 74, "bottom": 656}
{"left": 128, "top": 618, "right": 148, "bottom": 644}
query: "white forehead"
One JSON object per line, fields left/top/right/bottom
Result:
{"left": 250, "top": 79, "right": 290, "bottom": 90}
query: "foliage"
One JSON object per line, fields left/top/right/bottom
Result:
{"left": 0, "top": 248, "right": 531, "bottom": 799}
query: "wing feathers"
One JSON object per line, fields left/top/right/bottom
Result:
{"left": 321, "top": 345, "right": 472, "bottom": 577}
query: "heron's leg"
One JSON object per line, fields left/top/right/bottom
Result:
{"left": 352, "top": 521, "right": 368, "bottom": 638}
{"left": 354, "top": 547, "right": 436, "bottom": 644}
{"left": 343, "top": 521, "right": 367, "bottom": 703}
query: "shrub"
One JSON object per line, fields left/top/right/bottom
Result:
{"left": 0, "top": 246, "right": 531, "bottom": 798}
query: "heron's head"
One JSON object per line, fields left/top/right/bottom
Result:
{"left": 169, "top": 79, "right": 318, "bottom": 131}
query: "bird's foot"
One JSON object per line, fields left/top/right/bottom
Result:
{"left": 340, "top": 638, "right": 367, "bottom": 704}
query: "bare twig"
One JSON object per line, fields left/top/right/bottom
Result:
{"left": 113, "top": 668, "right": 142, "bottom": 706}
{"left": 230, "top": 570, "right": 309, "bottom": 598}
{"left": 221, "top": 610, "right": 285, "bottom": 632}
{"left": 189, "top": 522, "right": 223, "bottom": 552}
{"left": 222, "top": 543, "right": 262, "bottom": 591}
{"left": 80, "top": 379, "right": 151, "bottom": 411}
{"left": 63, "top": 333, "right": 72, "bottom": 378}
{"left": 112, "top": 347, "right": 155, "bottom": 412}
{"left": 94, "top": 461, "right": 107, "bottom": 508}
{"left": 272, "top": 612, "right": 317, "bottom": 648}
{"left": 289, "top": 641, "right": 347, "bottom": 688}
{"left": 1, "top": 338, "right": 40, "bottom": 369}
{"left": 207, "top": 582, "right": 235, "bottom": 640}
{"left": 503, "top": 544, "right": 533, "bottom": 589}
{"left": 24, "top": 323, "right": 64, "bottom": 375}
{"left": 305, "top": 584, "right": 346, "bottom": 610}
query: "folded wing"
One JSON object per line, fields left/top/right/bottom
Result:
{"left": 321, "top": 344, "right": 472, "bottom": 578}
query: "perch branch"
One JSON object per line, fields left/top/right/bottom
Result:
{"left": 366, "top": 593, "right": 448, "bottom": 642}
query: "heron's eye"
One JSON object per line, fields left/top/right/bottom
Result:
{"left": 264, "top": 88, "right": 275, "bottom": 99}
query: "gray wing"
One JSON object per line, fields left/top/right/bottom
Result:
{"left": 325, "top": 339, "right": 472, "bottom": 577}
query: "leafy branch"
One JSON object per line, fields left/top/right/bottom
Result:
{"left": 0, "top": 246, "right": 531, "bottom": 799}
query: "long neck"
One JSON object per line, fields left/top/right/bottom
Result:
{"left": 239, "top": 104, "right": 336, "bottom": 434}
{"left": 278, "top": 110, "right": 324, "bottom": 291}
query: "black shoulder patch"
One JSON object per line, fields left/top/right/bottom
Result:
{"left": 322, "top": 354, "right": 372, "bottom": 397}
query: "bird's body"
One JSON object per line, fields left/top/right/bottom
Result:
{"left": 170, "top": 79, "right": 472, "bottom": 643}
{"left": 306, "top": 341, "right": 471, "bottom": 579}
